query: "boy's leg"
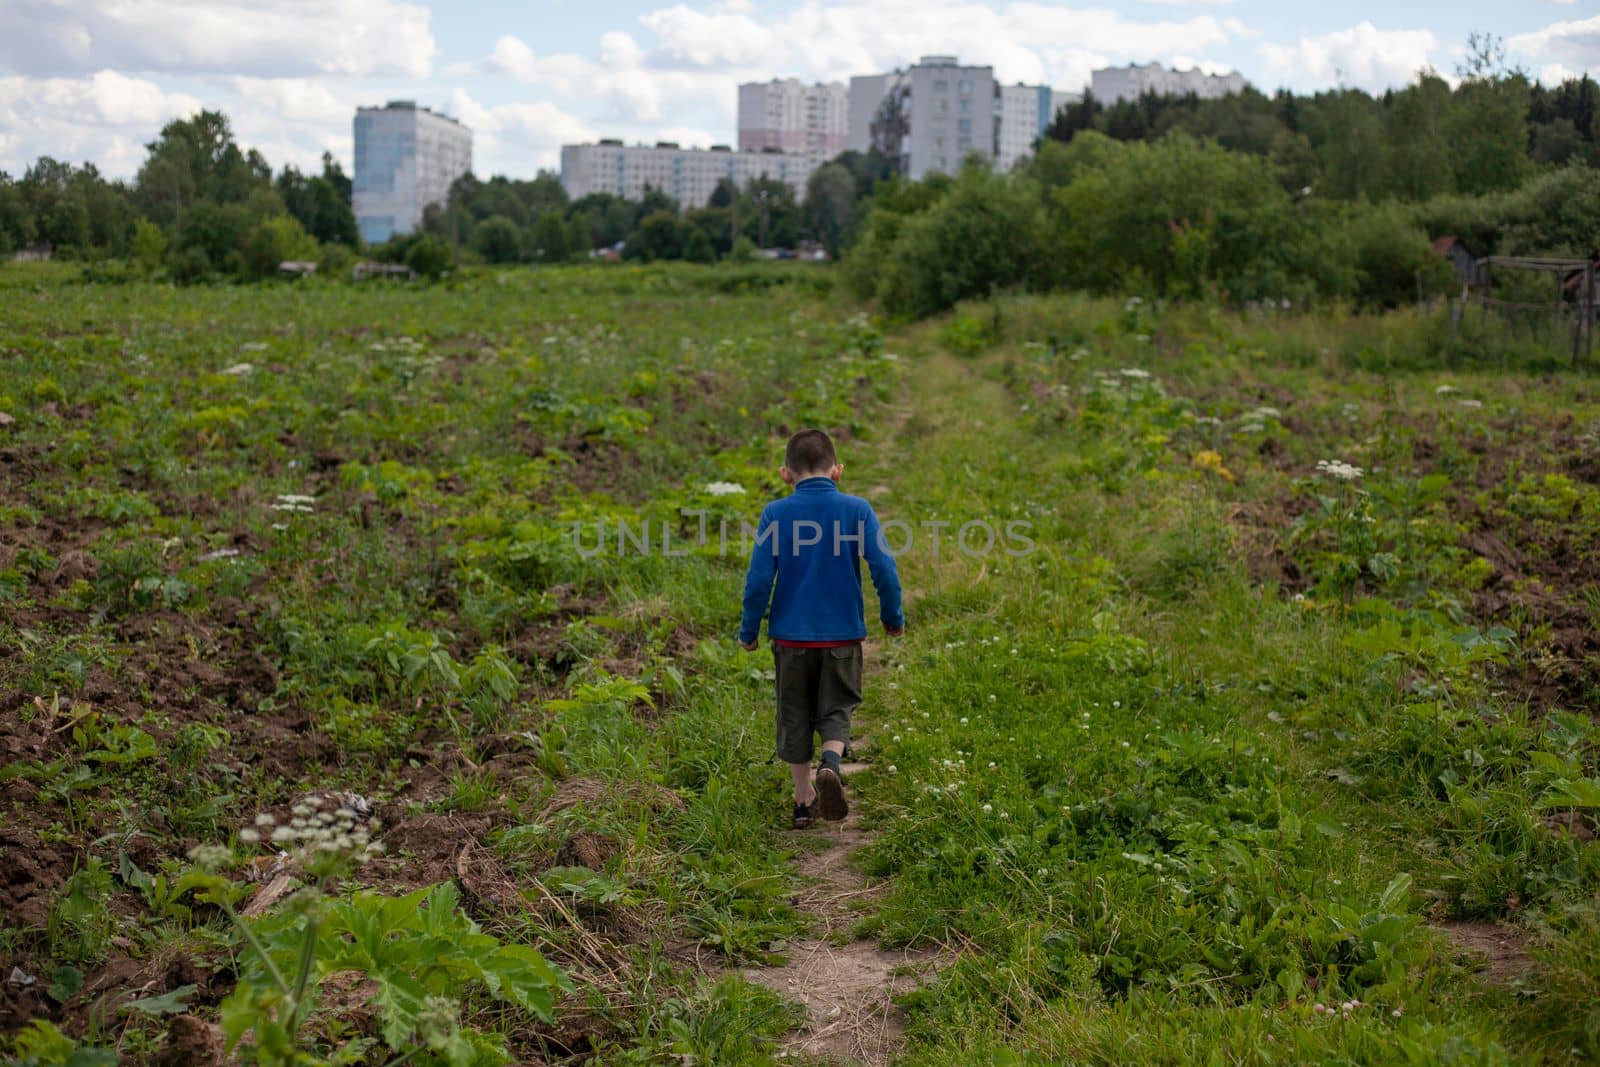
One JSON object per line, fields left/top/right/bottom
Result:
{"left": 813, "top": 645, "right": 863, "bottom": 821}
{"left": 775, "top": 646, "right": 823, "bottom": 815}
{"left": 789, "top": 762, "right": 817, "bottom": 807}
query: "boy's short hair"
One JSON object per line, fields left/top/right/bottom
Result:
{"left": 785, "top": 429, "right": 837, "bottom": 474}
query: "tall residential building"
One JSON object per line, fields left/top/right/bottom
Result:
{"left": 559, "top": 141, "right": 821, "bottom": 208}
{"left": 997, "top": 83, "right": 1072, "bottom": 170}
{"left": 352, "top": 101, "right": 473, "bottom": 245}
{"left": 852, "top": 56, "right": 999, "bottom": 179}
{"left": 737, "top": 79, "right": 848, "bottom": 166}
{"left": 846, "top": 74, "right": 892, "bottom": 155}
{"left": 1090, "top": 62, "right": 1247, "bottom": 104}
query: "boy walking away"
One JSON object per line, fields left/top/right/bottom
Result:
{"left": 739, "top": 429, "right": 905, "bottom": 829}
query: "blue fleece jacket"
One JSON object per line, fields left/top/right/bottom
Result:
{"left": 739, "top": 476, "right": 905, "bottom": 644}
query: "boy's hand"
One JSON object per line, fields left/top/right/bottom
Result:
{"left": 886, "top": 625, "right": 905, "bottom": 637}
{"left": 740, "top": 639, "right": 759, "bottom": 651}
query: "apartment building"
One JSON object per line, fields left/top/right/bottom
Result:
{"left": 352, "top": 100, "right": 472, "bottom": 245}
{"left": 848, "top": 57, "right": 1072, "bottom": 177}
{"left": 737, "top": 78, "right": 848, "bottom": 166}
{"left": 559, "top": 141, "right": 820, "bottom": 207}
{"left": 1090, "top": 62, "right": 1247, "bottom": 104}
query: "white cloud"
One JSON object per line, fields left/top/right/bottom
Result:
{"left": 446, "top": 90, "right": 594, "bottom": 173}
{"left": 0, "top": 0, "right": 435, "bottom": 79}
{"left": 483, "top": 0, "right": 1249, "bottom": 137}
{"left": 1509, "top": 16, "right": 1600, "bottom": 75}
{"left": 0, "top": 70, "right": 202, "bottom": 174}
{"left": 1258, "top": 22, "right": 1438, "bottom": 93}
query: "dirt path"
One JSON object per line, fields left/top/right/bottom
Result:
{"left": 742, "top": 762, "right": 941, "bottom": 1065}
{"left": 740, "top": 389, "right": 950, "bottom": 1064}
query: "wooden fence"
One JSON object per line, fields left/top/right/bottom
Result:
{"left": 1464, "top": 254, "right": 1596, "bottom": 363}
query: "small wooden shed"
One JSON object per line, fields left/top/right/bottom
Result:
{"left": 1431, "top": 236, "right": 1482, "bottom": 286}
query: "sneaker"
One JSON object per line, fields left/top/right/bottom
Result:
{"left": 792, "top": 802, "right": 816, "bottom": 830}
{"left": 815, "top": 764, "right": 848, "bottom": 822}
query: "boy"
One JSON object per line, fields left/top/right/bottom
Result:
{"left": 739, "top": 429, "right": 905, "bottom": 829}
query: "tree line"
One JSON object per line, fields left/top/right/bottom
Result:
{"left": 845, "top": 46, "right": 1600, "bottom": 318}
{"left": 0, "top": 107, "right": 895, "bottom": 279}
{"left": 4, "top": 37, "right": 1596, "bottom": 292}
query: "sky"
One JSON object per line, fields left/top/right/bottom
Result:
{"left": 1, "top": 1, "right": 1598, "bottom": 181}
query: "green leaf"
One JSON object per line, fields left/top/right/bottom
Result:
{"left": 1309, "top": 812, "right": 1345, "bottom": 838}
{"left": 47, "top": 965, "right": 84, "bottom": 1004}
{"left": 122, "top": 984, "right": 197, "bottom": 1016}
{"left": 1378, "top": 872, "right": 1413, "bottom": 913}
{"left": 1536, "top": 777, "right": 1600, "bottom": 809}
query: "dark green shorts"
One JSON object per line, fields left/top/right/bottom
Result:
{"left": 773, "top": 643, "right": 863, "bottom": 764}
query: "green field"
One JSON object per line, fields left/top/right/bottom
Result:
{"left": 3, "top": 263, "right": 1599, "bottom": 1065}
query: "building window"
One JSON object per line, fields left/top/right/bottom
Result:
{"left": 933, "top": 80, "right": 948, "bottom": 93}
{"left": 937, "top": 98, "right": 948, "bottom": 113}
{"left": 958, "top": 118, "right": 971, "bottom": 133}
{"left": 960, "top": 98, "right": 970, "bottom": 112}
{"left": 959, "top": 80, "right": 971, "bottom": 94}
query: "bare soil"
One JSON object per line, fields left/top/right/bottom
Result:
{"left": 743, "top": 762, "right": 945, "bottom": 1066}
{"left": 1437, "top": 920, "right": 1537, "bottom": 987}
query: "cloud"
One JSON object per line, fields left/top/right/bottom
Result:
{"left": 483, "top": 0, "right": 1250, "bottom": 138}
{"left": 0, "top": 70, "right": 202, "bottom": 175}
{"left": 0, "top": 0, "right": 435, "bottom": 79}
{"left": 1258, "top": 21, "right": 1438, "bottom": 93}
{"left": 1509, "top": 16, "right": 1600, "bottom": 74}
{"left": 446, "top": 90, "right": 594, "bottom": 173}
{"left": 488, "top": 32, "right": 742, "bottom": 126}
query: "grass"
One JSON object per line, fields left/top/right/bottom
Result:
{"left": 1, "top": 263, "right": 1597, "bottom": 1064}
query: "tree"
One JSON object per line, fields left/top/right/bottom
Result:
{"left": 240, "top": 214, "right": 319, "bottom": 278}
{"left": 627, "top": 211, "right": 684, "bottom": 261}
{"left": 175, "top": 200, "right": 253, "bottom": 273}
{"left": 1048, "top": 132, "right": 1302, "bottom": 299}
{"left": 137, "top": 110, "right": 267, "bottom": 225}
{"left": 1448, "top": 45, "right": 1533, "bottom": 196}
{"left": 131, "top": 219, "right": 167, "bottom": 274}
{"left": 806, "top": 163, "right": 857, "bottom": 256}
{"left": 1382, "top": 74, "right": 1455, "bottom": 201}
{"left": 405, "top": 236, "right": 454, "bottom": 278}
{"left": 564, "top": 214, "right": 591, "bottom": 260}
{"left": 1045, "top": 90, "right": 1102, "bottom": 144}
{"left": 529, "top": 213, "right": 569, "bottom": 263}
{"left": 683, "top": 227, "right": 715, "bottom": 263}
{"left": 848, "top": 163, "right": 1054, "bottom": 317}
{"left": 474, "top": 214, "right": 523, "bottom": 263}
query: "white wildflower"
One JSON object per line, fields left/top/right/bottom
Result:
{"left": 1434, "top": 384, "right": 1457, "bottom": 395}
{"left": 237, "top": 828, "right": 260, "bottom": 843}
{"left": 704, "top": 481, "right": 745, "bottom": 496}
{"left": 221, "top": 362, "right": 254, "bottom": 376}
{"left": 981, "top": 804, "right": 993, "bottom": 814}
{"left": 1119, "top": 368, "right": 1151, "bottom": 379}
{"left": 1315, "top": 459, "right": 1363, "bottom": 482}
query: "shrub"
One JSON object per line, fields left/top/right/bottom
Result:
{"left": 405, "top": 235, "right": 454, "bottom": 279}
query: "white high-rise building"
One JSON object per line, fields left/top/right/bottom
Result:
{"left": 852, "top": 57, "right": 1064, "bottom": 178}
{"left": 847, "top": 74, "right": 892, "bottom": 155}
{"left": 998, "top": 84, "right": 1061, "bottom": 170}
{"left": 737, "top": 79, "right": 848, "bottom": 166}
{"left": 559, "top": 141, "right": 820, "bottom": 208}
{"left": 850, "top": 56, "right": 998, "bottom": 180}
{"left": 352, "top": 101, "right": 472, "bottom": 245}
{"left": 1090, "top": 62, "right": 1247, "bottom": 104}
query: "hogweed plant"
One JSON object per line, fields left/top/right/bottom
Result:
{"left": 185, "top": 796, "right": 568, "bottom": 1065}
